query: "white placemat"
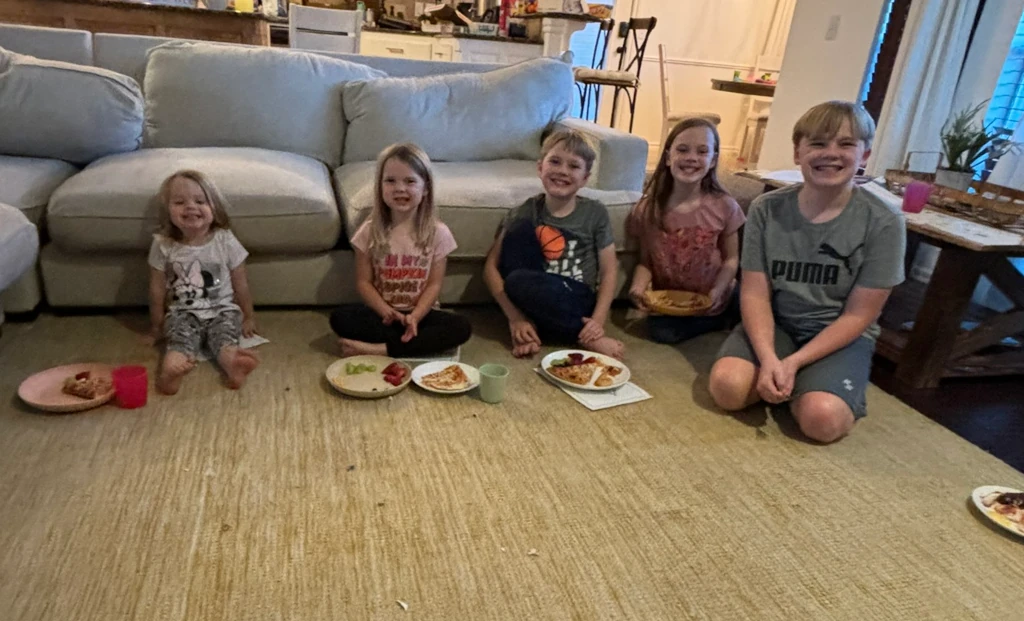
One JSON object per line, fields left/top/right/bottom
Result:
{"left": 534, "top": 368, "right": 652, "bottom": 411}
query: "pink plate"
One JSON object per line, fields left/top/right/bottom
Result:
{"left": 18, "top": 363, "right": 116, "bottom": 413}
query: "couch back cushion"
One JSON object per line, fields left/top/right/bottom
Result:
{"left": 143, "top": 41, "right": 386, "bottom": 168}
{"left": 342, "top": 57, "right": 573, "bottom": 164}
{"left": 0, "top": 24, "right": 93, "bottom": 66}
{"left": 0, "top": 49, "right": 143, "bottom": 165}
{"left": 94, "top": 33, "right": 178, "bottom": 87}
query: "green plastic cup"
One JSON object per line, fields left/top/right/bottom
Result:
{"left": 478, "top": 364, "right": 509, "bottom": 404}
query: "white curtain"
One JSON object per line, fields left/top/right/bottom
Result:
{"left": 867, "top": 0, "right": 981, "bottom": 175}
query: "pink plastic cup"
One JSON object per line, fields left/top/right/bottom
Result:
{"left": 902, "top": 181, "right": 932, "bottom": 214}
{"left": 112, "top": 365, "right": 148, "bottom": 408}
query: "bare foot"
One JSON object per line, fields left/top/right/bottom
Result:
{"left": 583, "top": 336, "right": 625, "bottom": 360}
{"left": 158, "top": 350, "right": 196, "bottom": 395}
{"left": 218, "top": 346, "right": 260, "bottom": 389}
{"left": 512, "top": 340, "right": 540, "bottom": 358}
{"left": 338, "top": 338, "right": 387, "bottom": 358}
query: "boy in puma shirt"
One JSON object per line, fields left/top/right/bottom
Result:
{"left": 708, "top": 101, "right": 905, "bottom": 443}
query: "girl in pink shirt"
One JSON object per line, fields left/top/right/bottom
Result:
{"left": 627, "top": 118, "right": 745, "bottom": 344}
{"left": 330, "top": 143, "right": 471, "bottom": 357}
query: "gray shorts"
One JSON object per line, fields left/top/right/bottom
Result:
{"left": 165, "top": 309, "right": 242, "bottom": 359}
{"left": 715, "top": 324, "right": 875, "bottom": 419}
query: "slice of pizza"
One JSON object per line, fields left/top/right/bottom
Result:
{"left": 421, "top": 364, "right": 470, "bottom": 391}
{"left": 62, "top": 371, "right": 112, "bottom": 399}
{"left": 594, "top": 365, "right": 623, "bottom": 387}
{"left": 548, "top": 362, "right": 598, "bottom": 386}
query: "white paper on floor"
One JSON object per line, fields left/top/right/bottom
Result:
{"left": 399, "top": 346, "right": 461, "bottom": 366}
{"left": 534, "top": 368, "right": 652, "bottom": 411}
{"left": 194, "top": 334, "right": 270, "bottom": 361}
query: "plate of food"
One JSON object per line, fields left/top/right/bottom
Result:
{"left": 326, "top": 356, "right": 411, "bottom": 399}
{"left": 412, "top": 362, "right": 479, "bottom": 394}
{"left": 644, "top": 290, "right": 712, "bottom": 317}
{"left": 540, "top": 350, "right": 630, "bottom": 391}
{"left": 971, "top": 485, "right": 1024, "bottom": 538}
{"left": 18, "top": 363, "right": 116, "bottom": 413}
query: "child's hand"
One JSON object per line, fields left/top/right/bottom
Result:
{"left": 381, "top": 307, "right": 404, "bottom": 326}
{"left": 142, "top": 325, "right": 163, "bottom": 347}
{"left": 628, "top": 285, "right": 649, "bottom": 310}
{"left": 756, "top": 356, "right": 789, "bottom": 404}
{"left": 706, "top": 280, "right": 735, "bottom": 315}
{"left": 509, "top": 318, "right": 540, "bottom": 346}
{"left": 578, "top": 316, "right": 605, "bottom": 344}
{"left": 242, "top": 316, "right": 257, "bottom": 338}
{"left": 401, "top": 314, "right": 419, "bottom": 343}
{"left": 775, "top": 356, "right": 799, "bottom": 397}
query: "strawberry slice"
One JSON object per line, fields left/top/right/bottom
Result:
{"left": 74, "top": 371, "right": 91, "bottom": 381}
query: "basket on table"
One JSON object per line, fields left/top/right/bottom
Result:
{"left": 884, "top": 169, "right": 1024, "bottom": 230}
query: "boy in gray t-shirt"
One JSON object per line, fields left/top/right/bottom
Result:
{"left": 709, "top": 101, "right": 906, "bottom": 443}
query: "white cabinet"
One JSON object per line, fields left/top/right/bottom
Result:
{"left": 360, "top": 30, "right": 542, "bottom": 65}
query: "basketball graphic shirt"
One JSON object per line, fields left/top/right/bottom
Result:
{"left": 351, "top": 220, "right": 457, "bottom": 311}
{"left": 503, "top": 195, "right": 614, "bottom": 290}
{"left": 741, "top": 185, "right": 905, "bottom": 342}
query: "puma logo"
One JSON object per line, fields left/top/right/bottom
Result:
{"left": 818, "top": 242, "right": 864, "bottom": 275}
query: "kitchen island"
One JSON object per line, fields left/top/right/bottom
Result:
{"left": 0, "top": 0, "right": 271, "bottom": 45}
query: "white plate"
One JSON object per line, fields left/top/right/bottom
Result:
{"left": 326, "top": 356, "right": 411, "bottom": 399}
{"left": 540, "top": 349, "right": 630, "bottom": 392}
{"left": 970, "top": 485, "right": 1024, "bottom": 538}
{"left": 411, "top": 362, "right": 480, "bottom": 394}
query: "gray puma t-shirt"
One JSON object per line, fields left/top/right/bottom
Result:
{"left": 741, "top": 184, "right": 905, "bottom": 342}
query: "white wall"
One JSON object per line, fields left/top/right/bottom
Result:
{"left": 595, "top": 0, "right": 794, "bottom": 167}
{"left": 757, "top": 0, "right": 888, "bottom": 171}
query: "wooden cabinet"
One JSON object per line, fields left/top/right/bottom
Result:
{"left": 360, "top": 30, "right": 541, "bottom": 65}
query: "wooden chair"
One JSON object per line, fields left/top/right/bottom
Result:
{"left": 573, "top": 16, "right": 657, "bottom": 132}
{"left": 289, "top": 5, "right": 362, "bottom": 54}
{"left": 574, "top": 18, "right": 615, "bottom": 123}
{"left": 657, "top": 44, "right": 721, "bottom": 143}
{"left": 737, "top": 54, "right": 782, "bottom": 169}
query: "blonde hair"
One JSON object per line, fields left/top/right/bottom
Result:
{"left": 157, "top": 169, "right": 231, "bottom": 241}
{"left": 793, "top": 101, "right": 876, "bottom": 148}
{"left": 540, "top": 128, "right": 597, "bottom": 172}
{"left": 641, "top": 117, "right": 726, "bottom": 232}
{"left": 367, "top": 143, "right": 437, "bottom": 257}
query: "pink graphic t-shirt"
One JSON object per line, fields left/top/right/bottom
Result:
{"left": 351, "top": 220, "right": 457, "bottom": 311}
{"left": 628, "top": 193, "right": 745, "bottom": 294}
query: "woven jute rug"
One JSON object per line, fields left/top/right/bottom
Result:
{"left": 1, "top": 309, "right": 1021, "bottom": 620}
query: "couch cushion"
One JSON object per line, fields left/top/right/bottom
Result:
{"left": 0, "top": 155, "right": 78, "bottom": 224}
{"left": 0, "top": 24, "right": 93, "bottom": 66}
{"left": 49, "top": 148, "right": 340, "bottom": 253}
{"left": 334, "top": 160, "right": 640, "bottom": 259}
{"left": 93, "top": 33, "right": 178, "bottom": 87}
{"left": 342, "top": 57, "right": 573, "bottom": 164}
{"left": 0, "top": 49, "right": 143, "bottom": 166}
{"left": 143, "top": 41, "right": 386, "bottom": 168}
{"left": 0, "top": 203, "right": 39, "bottom": 295}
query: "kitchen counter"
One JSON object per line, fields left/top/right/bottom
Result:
{"left": 0, "top": 0, "right": 272, "bottom": 45}
{"left": 362, "top": 25, "right": 540, "bottom": 45}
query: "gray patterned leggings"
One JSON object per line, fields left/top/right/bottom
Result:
{"left": 164, "top": 309, "right": 241, "bottom": 359}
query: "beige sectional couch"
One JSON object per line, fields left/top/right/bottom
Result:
{"left": 0, "top": 24, "right": 647, "bottom": 311}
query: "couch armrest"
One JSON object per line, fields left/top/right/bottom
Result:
{"left": 555, "top": 118, "right": 648, "bottom": 193}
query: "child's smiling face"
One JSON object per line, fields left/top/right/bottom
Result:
{"left": 381, "top": 156, "right": 425, "bottom": 216}
{"left": 667, "top": 125, "right": 717, "bottom": 186}
{"left": 167, "top": 176, "right": 214, "bottom": 239}
{"left": 794, "top": 118, "right": 870, "bottom": 189}
{"left": 538, "top": 144, "right": 590, "bottom": 201}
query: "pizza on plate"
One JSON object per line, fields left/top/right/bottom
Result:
{"left": 547, "top": 362, "right": 599, "bottom": 386}
{"left": 62, "top": 371, "right": 112, "bottom": 400}
{"left": 645, "top": 290, "right": 710, "bottom": 313}
{"left": 421, "top": 364, "right": 470, "bottom": 391}
{"left": 594, "top": 365, "right": 623, "bottom": 387}
{"left": 981, "top": 490, "right": 1024, "bottom": 532}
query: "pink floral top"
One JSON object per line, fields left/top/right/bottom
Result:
{"left": 628, "top": 193, "right": 745, "bottom": 295}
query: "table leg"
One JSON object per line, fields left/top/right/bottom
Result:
{"left": 894, "top": 246, "right": 987, "bottom": 389}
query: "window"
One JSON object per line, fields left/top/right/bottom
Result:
{"left": 983, "top": 11, "right": 1024, "bottom": 140}
{"left": 862, "top": 0, "right": 912, "bottom": 121}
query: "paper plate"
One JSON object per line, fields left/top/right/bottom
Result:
{"left": 645, "top": 290, "right": 712, "bottom": 317}
{"left": 971, "top": 485, "right": 1024, "bottom": 538}
{"left": 540, "top": 350, "right": 630, "bottom": 392}
{"left": 411, "top": 362, "right": 480, "bottom": 395}
{"left": 18, "top": 363, "right": 116, "bottom": 413}
{"left": 326, "top": 356, "right": 411, "bottom": 399}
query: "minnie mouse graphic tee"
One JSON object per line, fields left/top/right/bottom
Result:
{"left": 628, "top": 193, "right": 745, "bottom": 298}
{"left": 148, "top": 229, "right": 249, "bottom": 320}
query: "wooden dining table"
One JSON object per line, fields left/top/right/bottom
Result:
{"left": 710, "top": 78, "right": 776, "bottom": 98}
{"left": 738, "top": 170, "right": 1024, "bottom": 389}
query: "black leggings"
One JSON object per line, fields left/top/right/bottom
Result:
{"left": 329, "top": 303, "right": 472, "bottom": 357}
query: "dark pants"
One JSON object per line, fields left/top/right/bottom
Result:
{"left": 329, "top": 304, "right": 471, "bottom": 357}
{"left": 646, "top": 290, "right": 739, "bottom": 345}
{"left": 499, "top": 219, "right": 595, "bottom": 343}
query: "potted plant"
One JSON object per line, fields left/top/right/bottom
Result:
{"left": 938, "top": 101, "right": 1016, "bottom": 191}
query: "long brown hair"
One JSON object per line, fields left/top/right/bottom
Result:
{"left": 367, "top": 143, "right": 437, "bottom": 257}
{"left": 157, "top": 169, "right": 232, "bottom": 241}
{"left": 641, "top": 117, "right": 726, "bottom": 232}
